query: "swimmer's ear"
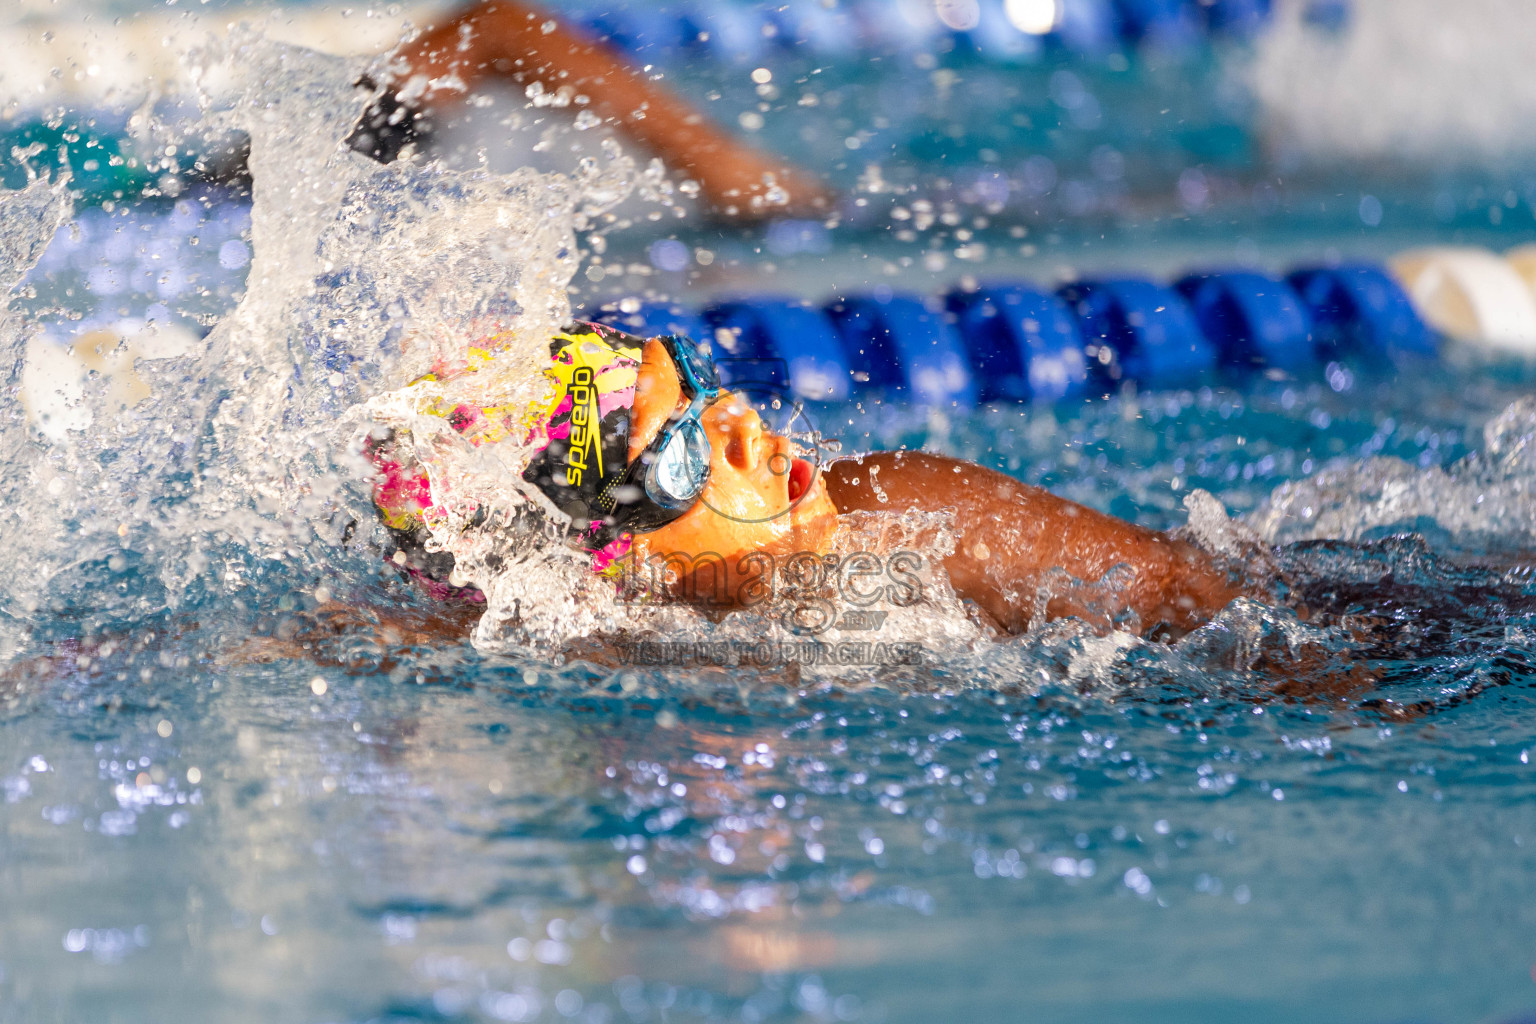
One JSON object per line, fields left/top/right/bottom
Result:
{"left": 346, "top": 75, "right": 433, "bottom": 164}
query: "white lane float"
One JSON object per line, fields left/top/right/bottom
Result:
{"left": 1388, "top": 246, "right": 1536, "bottom": 355}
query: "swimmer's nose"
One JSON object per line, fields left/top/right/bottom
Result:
{"left": 720, "top": 402, "right": 765, "bottom": 471}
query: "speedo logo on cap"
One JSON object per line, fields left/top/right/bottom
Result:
{"left": 565, "top": 365, "right": 603, "bottom": 486}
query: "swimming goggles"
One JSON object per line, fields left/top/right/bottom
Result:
{"left": 603, "top": 333, "right": 722, "bottom": 535}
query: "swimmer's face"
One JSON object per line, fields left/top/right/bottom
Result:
{"left": 626, "top": 338, "right": 837, "bottom": 598}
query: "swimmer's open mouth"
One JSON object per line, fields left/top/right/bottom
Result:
{"left": 787, "top": 458, "right": 814, "bottom": 503}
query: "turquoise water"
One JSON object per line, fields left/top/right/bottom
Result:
{"left": 8, "top": 332, "right": 1536, "bottom": 1022}
{"left": 9, "top": 11, "right": 1536, "bottom": 1024}
{"left": 9, "top": 622, "right": 1536, "bottom": 1024}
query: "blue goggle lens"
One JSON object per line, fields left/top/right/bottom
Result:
{"left": 647, "top": 416, "right": 711, "bottom": 508}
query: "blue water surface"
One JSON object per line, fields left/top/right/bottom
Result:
{"left": 7, "top": 7, "right": 1536, "bottom": 1018}
{"left": 6, "top": 240, "right": 1536, "bottom": 1022}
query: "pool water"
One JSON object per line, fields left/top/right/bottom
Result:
{"left": 9, "top": 609, "right": 1536, "bottom": 1024}
{"left": 8, "top": 14, "right": 1536, "bottom": 1024}
{"left": 9, "top": 344, "right": 1536, "bottom": 1024}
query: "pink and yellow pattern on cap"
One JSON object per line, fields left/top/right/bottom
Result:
{"left": 369, "top": 322, "right": 646, "bottom": 585}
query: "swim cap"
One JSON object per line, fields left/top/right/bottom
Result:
{"left": 368, "top": 322, "right": 644, "bottom": 583}
{"left": 521, "top": 323, "right": 644, "bottom": 533}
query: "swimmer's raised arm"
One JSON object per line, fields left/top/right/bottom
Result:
{"left": 387, "top": 0, "right": 832, "bottom": 219}
{"left": 823, "top": 452, "right": 1246, "bottom": 635}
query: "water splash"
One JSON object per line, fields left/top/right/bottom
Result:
{"left": 3, "top": 26, "right": 1536, "bottom": 688}
{"left": 0, "top": 32, "right": 639, "bottom": 653}
{"left": 1249, "top": 396, "right": 1536, "bottom": 551}
{"left": 1, "top": 172, "right": 73, "bottom": 437}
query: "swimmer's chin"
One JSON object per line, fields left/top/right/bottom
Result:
{"left": 628, "top": 480, "right": 839, "bottom": 610}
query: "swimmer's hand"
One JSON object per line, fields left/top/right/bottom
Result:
{"left": 676, "top": 139, "right": 835, "bottom": 222}
{"left": 347, "top": 75, "right": 433, "bottom": 164}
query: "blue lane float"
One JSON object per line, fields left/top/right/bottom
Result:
{"left": 1200, "top": 0, "right": 1275, "bottom": 37}
{"left": 1057, "top": 277, "right": 1217, "bottom": 386}
{"left": 592, "top": 300, "right": 713, "bottom": 345}
{"left": 561, "top": 0, "right": 1286, "bottom": 61}
{"left": 580, "top": 258, "right": 1431, "bottom": 407}
{"left": 1109, "top": 0, "right": 1203, "bottom": 46}
{"left": 675, "top": 5, "right": 772, "bottom": 60}
{"left": 1287, "top": 264, "right": 1437, "bottom": 361}
{"left": 825, "top": 293, "right": 978, "bottom": 407}
{"left": 1175, "top": 271, "right": 1314, "bottom": 371}
{"left": 705, "top": 297, "right": 853, "bottom": 401}
{"left": 944, "top": 285, "right": 1089, "bottom": 402}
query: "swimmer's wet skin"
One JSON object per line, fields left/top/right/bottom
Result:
{"left": 820, "top": 453, "right": 1246, "bottom": 635}
{"left": 373, "top": 324, "right": 1246, "bottom": 638}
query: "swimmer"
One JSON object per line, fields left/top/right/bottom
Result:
{"left": 370, "top": 323, "right": 1246, "bottom": 638}
{"left": 353, "top": 0, "right": 832, "bottom": 219}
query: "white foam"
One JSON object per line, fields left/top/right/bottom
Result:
{"left": 1248, "top": 395, "right": 1536, "bottom": 549}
